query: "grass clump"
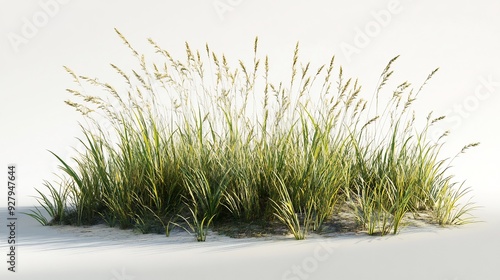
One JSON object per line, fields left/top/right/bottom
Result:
{"left": 28, "top": 29, "right": 478, "bottom": 240}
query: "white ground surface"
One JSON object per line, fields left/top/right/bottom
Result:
{"left": 0, "top": 207, "right": 499, "bottom": 280}
{"left": 1, "top": 0, "right": 499, "bottom": 279}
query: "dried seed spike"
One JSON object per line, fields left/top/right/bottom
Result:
{"left": 431, "top": 116, "right": 445, "bottom": 124}
{"left": 212, "top": 52, "right": 219, "bottom": 66}
{"left": 301, "top": 62, "right": 310, "bottom": 80}
{"left": 222, "top": 54, "right": 228, "bottom": 68}
{"left": 293, "top": 41, "right": 299, "bottom": 66}
{"left": 185, "top": 41, "right": 194, "bottom": 62}
{"left": 205, "top": 43, "right": 210, "bottom": 58}
{"left": 416, "top": 67, "right": 440, "bottom": 97}
{"left": 316, "top": 65, "right": 325, "bottom": 76}
{"left": 110, "top": 63, "right": 131, "bottom": 87}
{"left": 239, "top": 60, "right": 249, "bottom": 80}
{"left": 460, "top": 142, "right": 480, "bottom": 153}
{"left": 196, "top": 50, "right": 202, "bottom": 63}
{"left": 254, "top": 36, "right": 259, "bottom": 54}
{"left": 362, "top": 116, "right": 379, "bottom": 130}
{"left": 254, "top": 59, "right": 260, "bottom": 74}
{"left": 265, "top": 55, "right": 269, "bottom": 74}
{"left": 114, "top": 28, "right": 139, "bottom": 57}
{"left": 291, "top": 41, "right": 299, "bottom": 85}
{"left": 63, "top": 66, "right": 79, "bottom": 83}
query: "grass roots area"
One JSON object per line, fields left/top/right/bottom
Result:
{"left": 28, "top": 30, "right": 478, "bottom": 241}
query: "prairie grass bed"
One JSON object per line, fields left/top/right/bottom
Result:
{"left": 28, "top": 30, "right": 478, "bottom": 241}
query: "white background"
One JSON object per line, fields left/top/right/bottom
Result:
{"left": 1, "top": 0, "right": 498, "bottom": 212}
{"left": 0, "top": 1, "right": 499, "bottom": 280}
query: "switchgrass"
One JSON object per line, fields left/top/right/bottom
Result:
{"left": 29, "top": 29, "right": 478, "bottom": 240}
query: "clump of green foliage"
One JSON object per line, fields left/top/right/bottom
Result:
{"left": 28, "top": 29, "right": 477, "bottom": 241}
